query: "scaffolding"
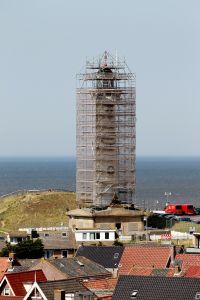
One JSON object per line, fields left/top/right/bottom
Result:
{"left": 76, "top": 51, "right": 136, "bottom": 208}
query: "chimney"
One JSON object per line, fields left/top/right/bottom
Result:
{"left": 7, "top": 252, "right": 16, "bottom": 271}
{"left": 174, "top": 264, "right": 181, "bottom": 275}
{"left": 174, "top": 260, "right": 182, "bottom": 276}
{"left": 170, "top": 245, "right": 176, "bottom": 266}
{"left": 174, "top": 259, "right": 182, "bottom": 276}
{"left": 9, "top": 252, "right": 16, "bottom": 261}
{"left": 54, "top": 290, "right": 65, "bottom": 300}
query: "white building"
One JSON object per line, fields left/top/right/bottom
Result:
{"left": 75, "top": 229, "right": 116, "bottom": 242}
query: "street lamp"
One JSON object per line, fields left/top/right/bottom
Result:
{"left": 143, "top": 216, "right": 148, "bottom": 242}
{"left": 154, "top": 200, "right": 159, "bottom": 210}
{"left": 165, "top": 192, "right": 171, "bottom": 206}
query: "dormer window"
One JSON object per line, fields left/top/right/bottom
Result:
{"left": 114, "top": 253, "right": 119, "bottom": 259}
{"left": 195, "top": 292, "right": 200, "bottom": 300}
{"left": 4, "top": 288, "right": 10, "bottom": 296}
{"left": 131, "top": 290, "right": 138, "bottom": 298}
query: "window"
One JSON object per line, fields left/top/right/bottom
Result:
{"left": 62, "top": 232, "right": 67, "bottom": 237}
{"left": 96, "top": 232, "right": 100, "bottom": 240}
{"left": 188, "top": 205, "right": 193, "bottom": 210}
{"left": 90, "top": 232, "right": 95, "bottom": 240}
{"left": 44, "top": 233, "right": 49, "bottom": 237}
{"left": 105, "top": 232, "right": 109, "bottom": 239}
{"left": 176, "top": 205, "right": 182, "bottom": 210}
{"left": 195, "top": 292, "right": 200, "bottom": 300}
{"left": 65, "top": 294, "right": 74, "bottom": 300}
{"left": 44, "top": 250, "right": 53, "bottom": 259}
{"left": 82, "top": 233, "right": 87, "bottom": 240}
{"left": 116, "top": 223, "right": 121, "bottom": 229}
{"left": 131, "top": 290, "right": 138, "bottom": 298}
{"left": 4, "top": 288, "right": 10, "bottom": 296}
{"left": 62, "top": 250, "right": 68, "bottom": 258}
{"left": 114, "top": 253, "right": 119, "bottom": 259}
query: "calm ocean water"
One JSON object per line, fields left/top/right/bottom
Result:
{"left": 1, "top": 157, "right": 200, "bottom": 209}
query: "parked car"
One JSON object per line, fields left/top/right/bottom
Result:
{"left": 176, "top": 217, "right": 191, "bottom": 222}
{"left": 191, "top": 220, "right": 200, "bottom": 224}
{"left": 164, "top": 214, "right": 177, "bottom": 220}
{"left": 195, "top": 208, "right": 200, "bottom": 215}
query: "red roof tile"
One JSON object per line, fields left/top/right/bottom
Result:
{"left": 166, "top": 268, "right": 176, "bottom": 277}
{"left": 3, "top": 270, "right": 47, "bottom": 296}
{"left": 128, "top": 266, "right": 153, "bottom": 276}
{"left": 118, "top": 246, "right": 172, "bottom": 275}
{"left": 83, "top": 278, "right": 117, "bottom": 298}
{"left": 0, "top": 297, "right": 23, "bottom": 300}
{"left": 128, "top": 266, "right": 176, "bottom": 277}
{"left": 184, "top": 266, "right": 200, "bottom": 278}
{"left": 0, "top": 258, "right": 9, "bottom": 281}
{"left": 176, "top": 254, "right": 200, "bottom": 270}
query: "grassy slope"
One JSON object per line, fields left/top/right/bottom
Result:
{"left": 173, "top": 222, "right": 200, "bottom": 233}
{"left": 0, "top": 191, "right": 77, "bottom": 232}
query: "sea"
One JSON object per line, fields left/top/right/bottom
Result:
{"left": 1, "top": 156, "right": 200, "bottom": 209}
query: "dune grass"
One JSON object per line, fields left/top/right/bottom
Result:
{"left": 0, "top": 191, "right": 77, "bottom": 232}
{"left": 172, "top": 222, "right": 200, "bottom": 233}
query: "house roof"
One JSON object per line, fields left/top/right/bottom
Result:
{"left": 76, "top": 246, "right": 124, "bottom": 269}
{"left": 175, "top": 253, "right": 200, "bottom": 270}
{"left": 12, "top": 259, "right": 41, "bottom": 273}
{"left": 150, "top": 268, "right": 175, "bottom": 277}
{"left": 39, "top": 230, "right": 76, "bottom": 250}
{"left": 2, "top": 270, "right": 47, "bottom": 296}
{"left": 67, "top": 209, "right": 93, "bottom": 217}
{"left": 0, "top": 258, "right": 10, "bottom": 280}
{"left": 30, "top": 259, "right": 67, "bottom": 281}
{"left": 38, "top": 279, "right": 91, "bottom": 300}
{"left": 94, "top": 207, "right": 144, "bottom": 217}
{"left": 8, "top": 232, "right": 28, "bottom": 238}
{"left": 125, "top": 266, "right": 175, "bottom": 277}
{"left": 82, "top": 277, "right": 117, "bottom": 298}
{"left": 112, "top": 275, "right": 200, "bottom": 300}
{"left": 118, "top": 245, "right": 172, "bottom": 275}
{"left": 0, "top": 297, "right": 23, "bottom": 300}
{"left": 184, "top": 266, "right": 200, "bottom": 278}
{"left": 49, "top": 256, "right": 111, "bottom": 279}
{"left": 67, "top": 207, "right": 145, "bottom": 218}
{"left": 127, "top": 267, "right": 153, "bottom": 276}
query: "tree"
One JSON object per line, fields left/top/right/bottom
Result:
{"left": 0, "top": 239, "right": 44, "bottom": 259}
{"left": 147, "top": 215, "right": 166, "bottom": 229}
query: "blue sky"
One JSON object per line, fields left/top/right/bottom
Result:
{"left": 0, "top": 0, "right": 199, "bottom": 157}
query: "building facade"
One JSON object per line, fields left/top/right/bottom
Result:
{"left": 67, "top": 206, "right": 145, "bottom": 238}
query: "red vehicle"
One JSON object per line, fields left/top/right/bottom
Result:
{"left": 181, "top": 204, "right": 195, "bottom": 214}
{"left": 165, "top": 204, "right": 182, "bottom": 215}
{"left": 164, "top": 203, "right": 195, "bottom": 215}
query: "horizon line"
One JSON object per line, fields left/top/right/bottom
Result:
{"left": 1, "top": 155, "right": 200, "bottom": 159}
